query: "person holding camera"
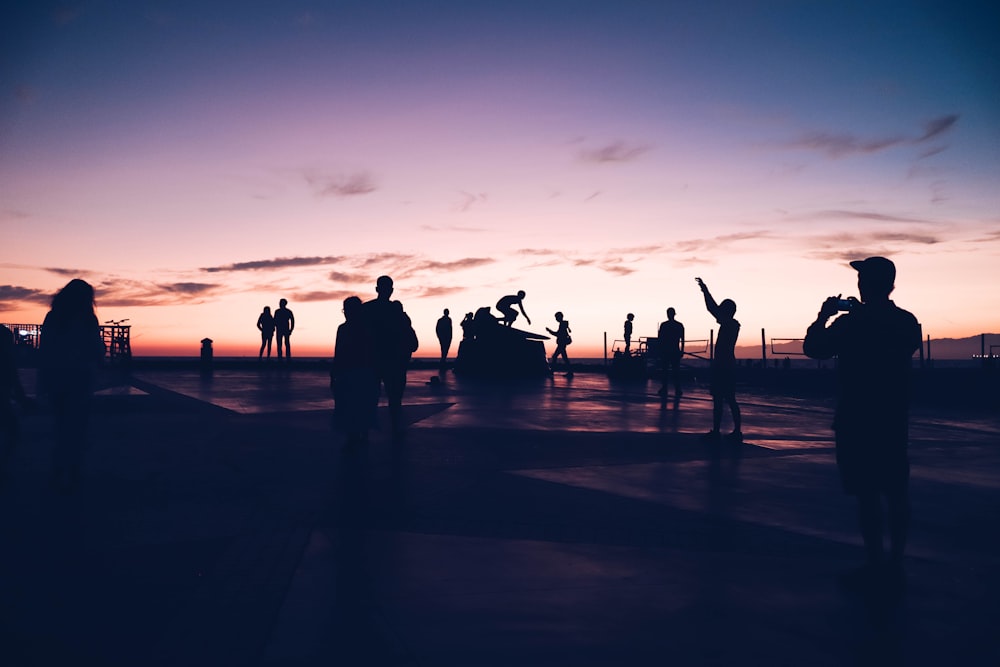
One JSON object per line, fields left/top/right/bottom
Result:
{"left": 696, "top": 278, "right": 742, "bottom": 441}
{"left": 803, "top": 256, "right": 921, "bottom": 594}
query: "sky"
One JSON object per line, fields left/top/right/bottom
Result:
{"left": 2, "top": 0, "right": 998, "bottom": 358}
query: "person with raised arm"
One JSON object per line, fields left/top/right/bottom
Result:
{"left": 696, "top": 278, "right": 741, "bottom": 441}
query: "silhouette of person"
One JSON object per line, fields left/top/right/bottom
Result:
{"left": 274, "top": 298, "right": 294, "bottom": 360}
{"left": 364, "top": 276, "right": 418, "bottom": 437}
{"left": 696, "top": 278, "right": 742, "bottom": 441}
{"left": 657, "top": 307, "right": 685, "bottom": 406}
{"left": 256, "top": 306, "right": 275, "bottom": 360}
{"left": 1, "top": 324, "right": 31, "bottom": 482}
{"left": 39, "top": 279, "right": 106, "bottom": 492}
{"left": 803, "top": 256, "right": 921, "bottom": 592}
{"left": 624, "top": 313, "right": 634, "bottom": 353}
{"left": 546, "top": 311, "right": 573, "bottom": 376}
{"left": 496, "top": 290, "right": 530, "bottom": 327}
{"left": 332, "top": 296, "right": 378, "bottom": 445}
{"left": 436, "top": 308, "right": 453, "bottom": 369}
{"left": 460, "top": 312, "right": 475, "bottom": 340}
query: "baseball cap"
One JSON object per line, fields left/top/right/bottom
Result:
{"left": 849, "top": 256, "right": 895, "bottom": 285}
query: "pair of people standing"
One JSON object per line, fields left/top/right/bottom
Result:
{"left": 332, "top": 276, "right": 419, "bottom": 443}
{"left": 257, "top": 299, "right": 295, "bottom": 360}
{"left": 654, "top": 280, "right": 741, "bottom": 441}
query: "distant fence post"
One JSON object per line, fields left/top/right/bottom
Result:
{"left": 709, "top": 329, "right": 714, "bottom": 361}
{"left": 761, "top": 328, "right": 766, "bottom": 368}
{"left": 918, "top": 323, "right": 924, "bottom": 368}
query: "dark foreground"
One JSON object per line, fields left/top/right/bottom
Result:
{"left": 2, "top": 368, "right": 998, "bottom": 666}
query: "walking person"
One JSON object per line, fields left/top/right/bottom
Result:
{"left": 804, "top": 256, "right": 921, "bottom": 594}
{"left": 274, "top": 298, "right": 295, "bottom": 360}
{"left": 257, "top": 306, "right": 275, "bottom": 360}
{"left": 696, "top": 278, "right": 742, "bottom": 441}
{"left": 657, "top": 307, "right": 685, "bottom": 407}
{"left": 39, "top": 279, "right": 106, "bottom": 492}
{"left": 546, "top": 311, "right": 573, "bottom": 377}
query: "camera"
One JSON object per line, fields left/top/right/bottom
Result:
{"left": 837, "top": 298, "right": 855, "bottom": 311}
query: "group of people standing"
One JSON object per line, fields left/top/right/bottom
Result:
{"left": 256, "top": 299, "right": 295, "bottom": 360}
{"left": 331, "top": 276, "right": 419, "bottom": 444}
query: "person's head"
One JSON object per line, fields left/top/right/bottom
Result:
{"left": 342, "top": 295, "right": 363, "bottom": 321}
{"left": 263, "top": 306, "right": 271, "bottom": 314}
{"left": 666, "top": 307, "right": 676, "bottom": 319}
{"left": 850, "top": 256, "right": 895, "bottom": 303}
{"left": 51, "top": 279, "right": 96, "bottom": 320}
{"left": 554, "top": 311, "right": 564, "bottom": 321}
{"left": 517, "top": 290, "right": 525, "bottom": 299}
{"left": 443, "top": 308, "right": 449, "bottom": 316}
{"left": 718, "top": 299, "right": 737, "bottom": 319}
{"left": 626, "top": 313, "right": 634, "bottom": 321}
{"left": 279, "top": 298, "right": 288, "bottom": 308}
{"left": 376, "top": 275, "right": 394, "bottom": 299}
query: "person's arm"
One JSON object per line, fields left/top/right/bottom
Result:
{"left": 803, "top": 296, "right": 842, "bottom": 360}
{"left": 679, "top": 323, "right": 685, "bottom": 356}
{"left": 519, "top": 300, "right": 530, "bottom": 325}
{"left": 257, "top": 315, "right": 263, "bottom": 332}
{"left": 696, "top": 278, "right": 720, "bottom": 321}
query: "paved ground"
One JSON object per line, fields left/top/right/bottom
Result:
{"left": 1, "top": 366, "right": 998, "bottom": 666}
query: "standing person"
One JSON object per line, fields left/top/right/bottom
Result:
{"left": 39, "top": 279, "right": 106, "bottom": 492}
{"left": 460, "top": 312, "right": 475, "bottom": 340}
{"left": 546, "top": 311, "right": 573, "bottom": 377}
{"left": 332, "top": 296, "right": 378, "bottom": 445}
{"left": 657, "top": 307, "right": 685, "bottom": 407}
{"left": 435, "top": 308, "right": 453, "bottom": 371}
{"left": 1, "top": 324, "right": 31, "bottom": 482}
{"left": 623, "top": 313, "right": 634, "bottom": 353}
{"left": 496, "top": 290, "right": 531, "bottom": 327}
{"left": 804, "top": 256, "right": 921, "bottom": 592}
{"left": 364, "top": 276, "right": 418, "bottom": 437}
{"left": 256, "top": 306, "right": 275, "bottom": 360}
{"left": 696, "top": 278, "right": 741, "bottom": 441}
{"left": 274, "top": 298, "right": 295, "bottom": 360}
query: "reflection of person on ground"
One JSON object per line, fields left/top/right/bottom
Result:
{"left": 435, "top": 308, "right": 453, "bottom": 370}
{"left": 623, "top": 313, "right": 634, "bottom": 353}
{"left": 274, "top": 298, "right": 294, "bottom": 360}
{"left": 496, "top": 290, "right": 530, "bottom": 327}
{"left": 39, "top": 279, "right": 106, "bottom": 492}
{"left": 364, "top": 276, "right": 418, "bottom": 437}
{"left": 332, "top": 296, "right": 378, "bottom": 445}
{"left": 546, "top": 311, "right": 573, "bottom": 376}
{"left": 1, "top": 324, "right": 31, "bottom": 482}
{"left": 804, "top": 256, "right": 921, "bottom": 593}
{"left": 657, "top": 307, "right": 685, "bottom": 406}
{"left": 256, "top": 306, "right": 275, "bottom": 360}
{"left": 696, "top": 278, "right": 742, "bottom": 441}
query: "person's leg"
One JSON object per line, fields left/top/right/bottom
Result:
{"left": 857, "top": 492, "right": 884, "bottom": 568}
{"left": 259, "top": 335, "right": 266, "bottom": 358}
{"left": 712, "top": 396, "right": 723, "bottom": 433}
{"left": 728, "top": 395, "right": 741, "bottom": 434}
{"left": 276, "top": 334, "right": 284, "bottom": 358}
{"left": 671, "top": 357, "right": 683, "bottom": 396}
{"left": 384, "top": 365, "right": 407, "bottom": 434}
{"left": 886, "top": 489, "right": 909, "bottom": 566}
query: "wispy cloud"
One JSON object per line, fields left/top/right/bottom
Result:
{"left": 92, "top": 279, "right": 223, "bottom": 307}
{"left": 0, "top": 284, "right": 51, "bottom": 307}
{"left": 673, "top": 231, "right": 773, "bottom": 253}
{"left": 421, "top": 224, "right": 489, "bottom": 232}
{"left": 201, "top": 256, "right": 343, "bottom": 273}
{"left": 396, "top": 257, "right": 495, "bottom": 279}
{"left": 806, "top": 210, "right": 938, "bottom": 225}
{"left": 785, "top": 114, "right": 959, "bottom": 158}
{"left": 579, "top": 140, "right": 651, "bottom": 163}
{"left": 455, "top": 191, "right": 488, "bottom": 212}
{"left": 417, "top": 285, "right": 468, "bottom": 298}
{"left": 292, "top": 289, "right": 357, "bottom": 303}
{"left": 328, "top": 270, "right": 371, "bottom": 284}
{"left": 45, "top": 267, "right": 89, "bottom": 277}
{"left": 302, "top": 169, "right": 376, "bottom": 197}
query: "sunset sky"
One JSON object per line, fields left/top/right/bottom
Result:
{"left": 2, "top": 1, "right": 998, "bottom": 358}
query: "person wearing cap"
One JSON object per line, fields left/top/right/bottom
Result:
{"left": 804, "top": 256, "right": 921, "bottom": 593}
